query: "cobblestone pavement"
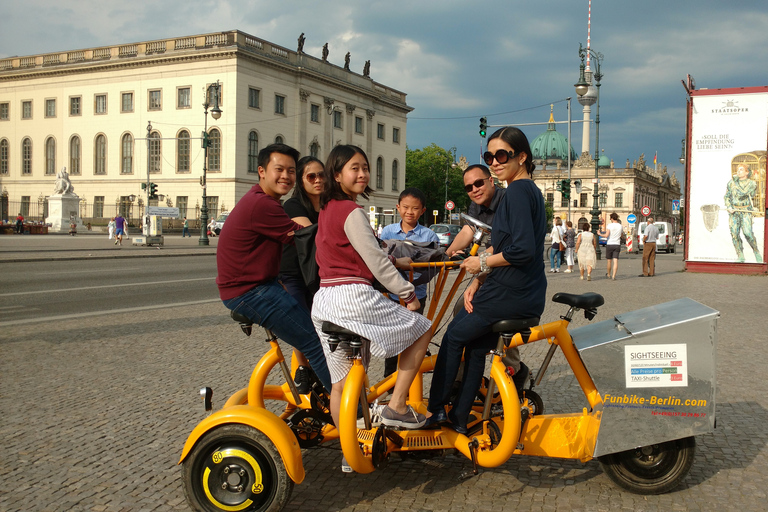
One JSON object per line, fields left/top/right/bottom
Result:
{"left": 1, "top": 251, "right": 767, "bottom": 511}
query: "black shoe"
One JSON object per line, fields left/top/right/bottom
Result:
{"left": 294, "top": 366, "right": 311, "bottom": 395}
{"left": 424, "top": 408, "right": 448, "bottom": 428}
{"left": 446, "top": 410, "right": 468, "bottom": 435}
{"left": 512, "top": 362, "right": 530, "bottom": 395}
{"left": 638, "top": 274, "right": 645, "bottom": 277}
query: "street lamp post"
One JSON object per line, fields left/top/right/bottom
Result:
{"left": 575, "top": 43, "right": 603, "bottom": 259}
{"left": 200, "top": 80, "right": 222, "bottom": 246}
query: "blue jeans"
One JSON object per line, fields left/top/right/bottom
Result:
{"left": 549, "top": 246, "right": 561, "bottom": 270}
{"left": 182, "top": 227, "right": 190, "bottom": 237}
{"left": 222, "top": 278, "right": 331, "bottom": 392}
{"left": 428, "top": 307, "right": 499, "bottom": 429}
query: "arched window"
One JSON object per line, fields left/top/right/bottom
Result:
{"left": 208, "top": 128, "right": 221, "bottom": 172}
{"left": 177, "top": 130, "right": 190, "bottom": 173}
{"left": 376, "top": 157, "right": 383, "bottom": 189}
{"left": 69, "top": 136, "right": 81, "bottom": 175}
{"left": 274, "top": 135, "right": 284, "bottom": 145}
{"left": 22, "top": 137, "right": 32, "bottom": 175}
{"left": 121, "top": 133, "right": 133, "bottom": 174}
{"left": 45, "top": 137, "right": 56, "bottom": 175}
{"left": 248, "top": 131, "right": 258, "bottom": 173}
{"left": 94, "top": 134, "right": 107, "bottom": 175}
{"left": 310, "top": 142, "right": 320, "bottom": 158}
{"left": 391, "top": 159, "right": 399, "bottom": 191}
{"left": 149, "top": 131, "right": 161, "bottom": 173}
{"left": 0, "top": 139, "right": 9, "bottom": 175}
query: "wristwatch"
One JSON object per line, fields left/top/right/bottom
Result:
{"left": 479, "top": 252, "right": 491, "bottom": 273}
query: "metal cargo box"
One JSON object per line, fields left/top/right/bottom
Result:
{"left": 571, "top": 297, "right": 718, "bottom": 457}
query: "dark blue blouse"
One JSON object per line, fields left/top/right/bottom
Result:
{"left": 471, "top": 179, "right": 547, "bottom": 322}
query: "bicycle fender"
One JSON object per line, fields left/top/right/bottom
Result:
{"left": 178, "top": 405, "right": 305, "bottom": 484}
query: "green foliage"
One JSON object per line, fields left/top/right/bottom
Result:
{"left": 405, "top": 144, "right": 468, "bottom": 224}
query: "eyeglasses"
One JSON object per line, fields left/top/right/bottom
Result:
{"left": 305, "top": 172, "right": 324, "bottom": 182}
{"left": 483, "top": 149, "right": 516, "bottom": 166}
{"left": 464, "top": 178, "right": 491, "bottom": 193}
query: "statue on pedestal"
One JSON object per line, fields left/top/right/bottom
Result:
{"left": 344, "top": 52, "right": 351, "bottom": 70}
{"left": 297, "top": 33, "right": 305, "bottom": 54}
{"left": 53, "top": 167, "right": 76, "bottom": 196}
{"left": 322, "top": 43, "right": 329, "bottom": 61}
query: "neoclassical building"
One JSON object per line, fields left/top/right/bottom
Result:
{"left": 0, "top": 30, "right": 411, "bottom": 225}
{"left": 528, "top": 111, "right": 683, "bottom": 232}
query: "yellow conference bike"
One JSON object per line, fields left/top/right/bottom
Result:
{"left": 179, "top": 215, "right": 719, "bottom": 512}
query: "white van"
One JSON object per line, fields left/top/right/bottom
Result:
{"left": 636, "top": 221, "right": 675, "bottom": 253}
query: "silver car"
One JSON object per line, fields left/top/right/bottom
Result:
{"left": 430, "top": 223, "right": 461, "bottom": 247}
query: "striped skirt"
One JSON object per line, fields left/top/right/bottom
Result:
{"left": 311, "top": 283, "right": 432, "bottom": 383}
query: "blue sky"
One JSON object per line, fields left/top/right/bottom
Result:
{"left": 3, "top": 0, "right": 768, "bottom": 182}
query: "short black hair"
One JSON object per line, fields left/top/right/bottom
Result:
{"left": 258, "top": 143, "right": 300, "bottom": 170}
{"left": 320, "top": 145, "right": 374, "bottom": 208}
{"left": 463, "top": 164, "right": 491, "bottom": 178}
{"left": 398, "top": 187, "right": 426, "bottom": 208}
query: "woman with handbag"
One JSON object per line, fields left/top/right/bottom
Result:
{"left": 549, "top": 217, "right": 564, "bottom": 272}
{"left": 278, "top": 156, "right": 325, "bottom": 392}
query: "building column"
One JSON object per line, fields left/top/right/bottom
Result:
{"left": 299, "top": 89, "right": 310, "bottom": 155}
{"left": 324, "top": 97, "right": 334, "bottom": 159}
{"left": 365, "top": 109, "right": 375, "bottom": 157}
{"left": 345, "top": 105, "right": 356, "bottom": 144}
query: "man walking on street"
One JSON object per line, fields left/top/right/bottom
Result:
{"left": 640, "top": 217, "right": 659, "bottom": 277}
{"left": 182, "top": 217, "right": 190, "bottom": 237}
{"left": 114, "top": 214, "right": 126, "bottom": 245}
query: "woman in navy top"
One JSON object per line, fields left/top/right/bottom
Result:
{"left": 427, "top": 127, "right": 547, "bottom": 433}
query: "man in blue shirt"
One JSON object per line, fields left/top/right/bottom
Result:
{"left": 380, "top": 187, "right": 439, "bottom": 377}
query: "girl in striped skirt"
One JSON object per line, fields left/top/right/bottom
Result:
{"left": 311, "top": 145, "right": 432, "bottom": 438}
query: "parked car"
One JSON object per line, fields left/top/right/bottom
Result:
{"left": 636, "top": 221, "right": 675, "bottom": 253}
{"left": 429, "top": 223, "right": 461, "bottom": 247}
{"left": 213, "top": 212, "right": 229, "bottom": 235}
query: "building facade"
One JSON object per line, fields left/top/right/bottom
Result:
{"left": 525, "top": 111, "right": 682, "bottom": 233}
{"left": 0, "top": 30, "right": 411, "bottom": 227}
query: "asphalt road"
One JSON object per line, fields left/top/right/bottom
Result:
{"left": 0, "top": 255, "right": 219, "bottom": 326}
{"left": 2, "top": 239, "right": 768, "bottom": 511}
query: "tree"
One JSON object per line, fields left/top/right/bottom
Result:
{"left": 405, "top": 143, "right": 468, "bottom": 224}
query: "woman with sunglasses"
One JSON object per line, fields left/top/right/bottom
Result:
{"left": 426, "top": 127, "right": 547, "bottom": 434}
{"left": 278, "top": 156, "right": 325, "bottom": 391}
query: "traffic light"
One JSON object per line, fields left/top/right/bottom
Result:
{"left": 556, "top": 180, "right": 562, "bottom": 192}
{"left": 562, "top": 179, "right": 571, "bottom": 201}
{"left": 479, "top": 117, "right": 487, "bottom": 138}
{"left": 201, "top": 130, "right": 209, "bottom": 148}
{"left": 149, "top": 182, "right": 158, "bottom": 199}
{"left": 141, "top": 183, "right": 147, "bottom": 191}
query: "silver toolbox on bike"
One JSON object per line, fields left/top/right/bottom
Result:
{"left": 571, "top": 297, "right": 718, "bottom": 457}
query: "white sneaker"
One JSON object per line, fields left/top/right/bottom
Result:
{"left": 356, "top": 401, "right": 385, "bottom": 429}
{"left": 564, "top": 269, "right": 572, "bottom": 273}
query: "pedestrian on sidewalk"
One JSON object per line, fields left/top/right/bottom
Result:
{"left": 108, "top": 218, "right": 116, "bottom": 240}
{"left": 640, "top": 217, "right": 659, "bottom": 277}
{"left": 549, "top": 217, "right": 563, "bottom": 272}
{"left": 600, "top": 212, "right": 623, "bottom": 280}
{"left": 576, "top": 222, "right": 597, "bottom": 281}
{"left": 114, "top": 214, "right": 126, "bottom": 245}
{"left": 563, "top": 220, "right": 576, "bottom": 273}
{"left": 15, "top": 213, "right": 25, "bottom": 234}
{"left": 182, "top": 217, "right": 190, "bottom": 237}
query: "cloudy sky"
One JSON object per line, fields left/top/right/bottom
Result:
{"left": 3, "top": 0, "right": 767, "bottom": 181}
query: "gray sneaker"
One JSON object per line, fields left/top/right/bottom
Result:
{"left": 380, "top": 405, "right": 426, "bottom": 429}
{"left": 341, "top": 456, "right": 353, "bottom": 473}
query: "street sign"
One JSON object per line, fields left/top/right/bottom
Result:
{"left": 451, "top": 213, "right": 460, "bottom": 220}
{"left": 641, "top": 205, "right": 651, "bottom": 217}
{"left": 147, "top": 206, "right": 179, "bottom": 218}
{"left": 672, "top": 199, "right": 680, "bottom": 211}
{"left": 445, "top": 200, "right": 455, "bottom": 211}
{"left": 432, "top": 210, "right": 439, "bottom": 217}
{"left": 627, "top": 213, "right": 637, "bottom": 224}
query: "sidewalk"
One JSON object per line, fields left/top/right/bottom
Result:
{"left": 0, "top": 232, "right": 218, "bottom": 262}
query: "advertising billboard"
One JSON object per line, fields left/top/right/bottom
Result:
{"left": 686, "top": 89, "right": 767, "bottom": 271}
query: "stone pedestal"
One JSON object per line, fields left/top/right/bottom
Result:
{"left": 46, "top": 194, "right": 86, "bottom": 233}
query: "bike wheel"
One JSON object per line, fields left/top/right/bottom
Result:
{"left": 182, "top": 424, "right": 293, "bottom": 512}
{"left": 521, "top": 389, "right": 544, "bottom": 416}
{"left": 598, "top": 436, "right": 695, "bottom": 495}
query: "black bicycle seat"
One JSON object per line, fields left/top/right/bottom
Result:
{"left": 551, "top": 292, "right": 604, "bottom": 309}
{"left": 230, "top": 311, "right": 253, "bottom": 326}
{"left": 321, "top": 322, "right": 360, "bottom": 337}
{"left": 492, "top": 317, "right": 540, "bottom": 333}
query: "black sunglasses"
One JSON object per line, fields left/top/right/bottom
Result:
{"left": 464, "top": 178, "right": 491, "bottom": 193}
{"left": 483, "top": 149, "right": 516, "bottom": 166}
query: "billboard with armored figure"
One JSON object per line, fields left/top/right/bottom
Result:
{"left": 686, "top": 87, "right": 767, "bottom": 271}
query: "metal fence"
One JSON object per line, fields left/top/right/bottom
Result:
{"left": 2, "top": 198, "right": 218, "bottom": 230}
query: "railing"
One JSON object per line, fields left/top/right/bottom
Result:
{"left": 205, "top": 33, "right": 228, "bottom": 46}
{"left": 19, "top": 57, "right": 36, "bottom": 68}
{"left": 146, "top": 41, "right": 167, "bottom": 54}
{"left": 271, "top": 46, "right": 288, "bottom": 58}
{"left": 174, "top": 37, "right": 196, "bottom": 50}
{"left": 118, "top": 45, "right": 138, "bottom": 57}
{"left": 43, "top": 54, "right": 62, "bottom": 66}
{"left": 0, "top": 59, "right": 13, "bottom": 70}
{"left": 92, "top": 48, "right": 111, "bottom": 60}
{"left": 67, "top": 51, "right": 86, "bottom": 63}
{"left": 244, "top": 36, "right": 263, "bottom": 50}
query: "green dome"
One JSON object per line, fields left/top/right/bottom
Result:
{"left": 598, "top": 150, "right": 611, "bottom": 168}
{"left": 531, "top": 109, "right": 578, "bottom": 162}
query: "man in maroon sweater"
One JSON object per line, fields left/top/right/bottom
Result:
{"left": 216, "top": 143, "right": 331, "bottom": 392}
